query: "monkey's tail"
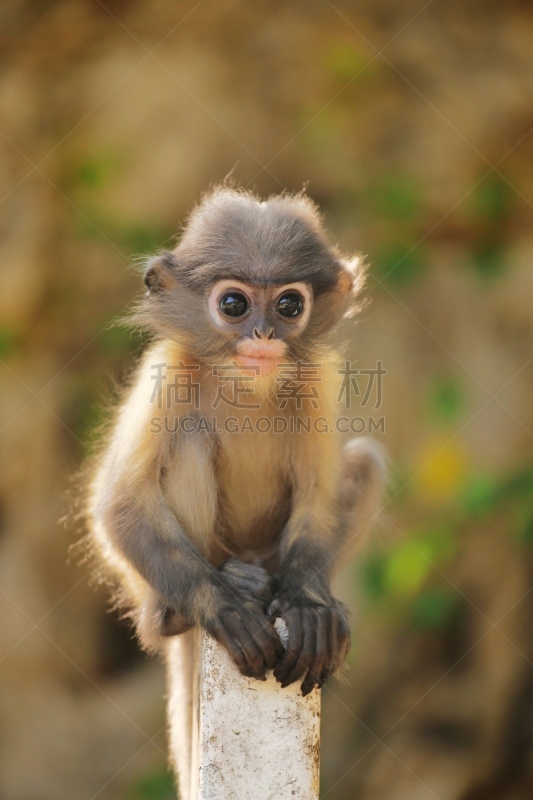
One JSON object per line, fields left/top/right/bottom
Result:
{"left": 336, "top": 436, "right": 388, "bottom": 560}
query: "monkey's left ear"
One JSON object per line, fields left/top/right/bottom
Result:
{"left": 143, "top": 251, "right": 178, "bottom": 296}
{"left": 337, "top": 256, "right": 367, "bottom": 317}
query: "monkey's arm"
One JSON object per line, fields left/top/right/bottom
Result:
{"left": 269, "top": 408, "right": 350, "bottom": 695}
{"left": 269, "top": 522, "right": 350, "bottom": 695}
{"left": 90, "top": 353, "right": 282, "bottom": 678}
{"left": 101, "top": 486, "right": 281, "bottom": 678}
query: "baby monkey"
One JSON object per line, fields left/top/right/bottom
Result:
{"left": 87, "top": 187, "right": 384, "bottom": 705}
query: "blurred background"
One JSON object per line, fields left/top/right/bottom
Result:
{"left": 1, "top": 1, "right": 532, "bottom": 798}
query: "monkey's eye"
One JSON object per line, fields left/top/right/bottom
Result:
{"left": 219, "top": 291, "right": 249, "bottom": 318}
{"left": 276, "top": 291, "right": 304, "bottom": 319}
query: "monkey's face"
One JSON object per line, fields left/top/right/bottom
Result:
{"left": 206, "top": 279, "right": 312, "bottom": 376}
{"left": 136, "top": 189, "right": 366, "bottom": 371}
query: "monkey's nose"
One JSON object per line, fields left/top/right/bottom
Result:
{"left": 253, "top": 326, "right": 275, "bottom": 340}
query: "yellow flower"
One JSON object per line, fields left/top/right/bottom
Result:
{"left": 414, "top": 437, "right": 469, "bottom": 502}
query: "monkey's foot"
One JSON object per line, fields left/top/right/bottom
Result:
{"left": 159, "top": 606, "right": 194, "bottom": 637}
{"left": 268, "top": 596, "right": 351, "bottom": 696}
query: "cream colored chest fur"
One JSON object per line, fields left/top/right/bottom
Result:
{"left": 162, "top": 422, "right": 291, "bottom": 557}
{"left": 215, "top": 424, "right": 291, "bottom": 550}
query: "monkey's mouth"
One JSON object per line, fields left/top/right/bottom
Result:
{"left": 235, "top": 342, "right": 287, "bottom": 376}
{"left": 235, "top": 355, "right": 279, "bottom": 376}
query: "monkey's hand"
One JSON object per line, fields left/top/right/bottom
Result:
{"left": 159, "top": 559, "right": 275, "bottom": 640}
{"left": 267, "top": 591, "right": 351, "bottom": 696}
{"left": 219, "top": 558, "right": 276, "bottom": 610}
{"left": 204, "top": 571, "right": 284, "bottom": 681}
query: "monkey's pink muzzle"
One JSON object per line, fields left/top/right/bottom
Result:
{"left": 235, "top": 342, "right": 287, "bottom": 376}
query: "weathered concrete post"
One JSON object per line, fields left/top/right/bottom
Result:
{"left": 170, "top": 620, "right": 321, "bottom": 800}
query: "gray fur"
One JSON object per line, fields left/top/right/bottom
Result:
{"left": 133, "top": 187, "right": 364, "bottom": 361}
{"left": 172, "top": 188, "right": 343, "bottom": 294}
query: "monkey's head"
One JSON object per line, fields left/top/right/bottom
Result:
{"left": 138, "top": 188, "right": 365, "bottom": 376}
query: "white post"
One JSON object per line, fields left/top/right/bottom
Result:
{"left": 170, "top": 620, "right": 321, "bottom": 800}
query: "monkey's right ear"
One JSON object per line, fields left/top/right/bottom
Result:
{"left": 143, "top": 251, "right": 178, "bottom": 296}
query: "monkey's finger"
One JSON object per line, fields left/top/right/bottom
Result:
{"left": 300, "top": 669, "right": 320, "bottom": 697}
{"left": 238, "top": 616, "right": 280, "bottom": 680}
{"left": 206, "top": 618, "right": 250, "bottom": 676}
{"left": 338, "top": 614, "right": 352, "bottom": 662}
{"left": 329, "top": 610, "right": 350, "bottom": 677}
{"left": 224, "top": 616, "right": 267, "bottom": 679}
{"left": 237, "top": 576, "right": 275, "bottom": 607}
{"left": 267, "top": 598, "right": 283, "bottom": 621}
{"left": 273, "top": 608, "right": 304, "bottom": 685}
{"left": 239, "top": 637, "right": 269, "bottom": 681}
{"left": 301, "top": 609, "right": 327, "bottom": 696}
{"left": 318, "top": 609, "right": 338, "bottom": 686}
{"left": 319, "top": 608, "right": 350, "bottom": 686}
{"left": 244, "top": 612, "right": 284, "bottom": 670}
{"left": 282, "top": 607, "right": 316, "bottom": 689}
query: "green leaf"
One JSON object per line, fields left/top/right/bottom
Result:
{"left": 130, "top": 766, "right": 175, "bottom": 799}
{"left": 373, "top": 243, "right": 425, "bottom": 287}
{"left": 69, "top": 203, "right": 172, "bottom": 256}
{"left": 122, "top": 222, "right": 170, "bottom": 255}
{"left": 360, "top": 527, "right": 457, "bottom": 607}
{"left": 0, "top": 326, "right": 21, "bottom": 358}
{"left": 459, "top": 472, "right": 499, "bottom": 518}
{"left": 499, "top": 464, "right": 533, "bottom": 501}
{"left": 411, "top": 588, "right": 459, "bottom": 630}
{"left": 471, "top": 173, "right": 512, "bottom": 223}
{"left": 517, "top": 509, "right": 533, "bottom": 546}
{"left": 370, "top": 174, "right": 424, "bottom": 222}
{"left": 384, "top": 544, "right": 430, "bottom": 596}
{"left": 360, "top": 551, "right": 388, "bottom": 602}
{"left": 427, "top": 377, "right": 465, "bottom": 426}
{"left": 470, "top": 242, "right": 506, "bottom": 281}
{"left": 69, "top": 150, "right": 125, "bottom": 190}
